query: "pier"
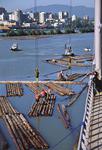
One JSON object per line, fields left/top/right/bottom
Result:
{"left": 0, "top": 96, "right": 49, "bottom": 150}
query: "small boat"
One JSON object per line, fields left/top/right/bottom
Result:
{"left": 10, "top": 43, "right": 19, "bottom": 51}
{"left": 63, "top": 43, "right": 74, "bottom": 56}
{"left": 84, "top": 47, "right": 91, "bottom": 52}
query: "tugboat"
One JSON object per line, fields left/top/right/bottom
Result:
{"left": 10, "top": 43, "right": 19, "bottom": 51}
{"left": 63, "top": 43, "right": 74, "bottom": 56}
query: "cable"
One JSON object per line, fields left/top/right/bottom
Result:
{"left": 34, "top": 0, "right": 40, "bottom": 81}
{"left": 67, "top": 0, "right": 72, "bottom": 45}
{"left": 50, "top": 121, "right": 84, "bottom": 150}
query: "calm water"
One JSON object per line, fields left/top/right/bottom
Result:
{"left": 0, "top": 84, "right": 88, "bottom": 150}
{"left": 0, "top": 33, "right": 93, "bottom": 80}
{"left": 0, "top": 33, "right": 94, "bottom": 150}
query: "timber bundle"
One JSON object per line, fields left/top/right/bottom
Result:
{"left": 0, "top": 96, "right": 49, "bottom": 150}
{"left": 45, "top": 54, "right": 93, "bottom": 67}
{"left": 29, "top": 94, "right": 56, "bottom": 117}
{"left": 66, "top": 73, "right": 86, "bottom": 81}
{"left": 45, "top": 82, "right": 74, "bottom": 96}
{"left": 6, "top": 83, "right": 23, "bottom": 97}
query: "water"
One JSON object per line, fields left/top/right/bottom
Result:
{"left": 0, "top": 84, "right": 88, "bottom": 150}
{"left": 0, "top": 33, "right": 94, "bottom": 150}
{"left": 0, "top": 33, "right": 93, "bottom": 80}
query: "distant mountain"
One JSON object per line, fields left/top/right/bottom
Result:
{"left": 25, "top": 4, "right": 94, "bottom": 18}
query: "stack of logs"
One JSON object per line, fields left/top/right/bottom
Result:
{"left": 6, "top": 83, "right": 23, "bottom": 97}
{"left": 45, "top": 82, "right": 74, "bottom": 96}
{"left": 29, "top": 94, "right": 56, "bottom": 117}
{"left": 66, "top": 73, "right": 86, "bottom": 81}
{"left": 0, "top": 96, "right": 49, "bottom": 150}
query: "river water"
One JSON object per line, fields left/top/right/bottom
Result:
{"left": 0, "top": 33, "right": 93, "bottom": 81}
{"left": 0, "top": 33, "right": 94, "bottom": 150}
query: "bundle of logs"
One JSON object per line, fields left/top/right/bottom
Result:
{"left": 0, "top": 96, "right": 49, "bottom": 150}
{"left": 6, "top": 83, "right": 24, "bottom": 97}
{"left": 29, "top": 94, "right": 56, "bottom": 117}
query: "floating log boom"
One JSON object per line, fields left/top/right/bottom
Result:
{"left": 0, "top": 96, "right": 49, "bottom": 149}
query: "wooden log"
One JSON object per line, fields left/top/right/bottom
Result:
{"left": 67, "top": 84, "right": 88, "bottom": 106}
{"left": 57, "top": 104, "right": 69, "bottom": 129}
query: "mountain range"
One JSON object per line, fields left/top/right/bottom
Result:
{"left": 25, "top": 4, "right": 94, "bottom": 18}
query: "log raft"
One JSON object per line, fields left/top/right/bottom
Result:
{"left": 29, "top": 94, "right": 56, "bottom": 117}
{"left": 45, "top": 82, "right": 75, "bottom": 96}
{"left": 0, "top": 96, "right": 49, "bottom": 150}
{"left": 45, "top": 54, "right": 93, "bottom": 68}
{"left": 6, "top": 83, "right": 23, "bottom": 97}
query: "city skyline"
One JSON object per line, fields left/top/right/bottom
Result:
{"left": 0, "top": 0, "right": 94, "bottom": 11}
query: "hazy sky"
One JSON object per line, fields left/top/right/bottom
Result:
{"left": 0, "top": 0, "right": 94, "bottom": 11}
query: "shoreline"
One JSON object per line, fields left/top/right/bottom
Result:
{"left": 0, "top": 35, "right": 51, "bottom": 40}
{"left": 0, "top": 32, "right": 94, "bottom": 40}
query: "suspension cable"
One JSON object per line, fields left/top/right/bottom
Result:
{"left": 34, "top": 0, "right": 40, "bottom": 81}
{"left": 68, "top": 0, "right": 72, "bottom": 45}
{"left": 50, "top": 121, "right": 84, "bottom": 150}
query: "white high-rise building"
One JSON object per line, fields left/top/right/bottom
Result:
{"left": 72, "top": 15, "right": 77, "bottom": 21}
{"left": 39, "top": 12, "right": 45, "bottom": 24}
{"left": 58, "top": 12, "right": 63, "bottom": 20}
{"left": 9, "top": 9, "right": 23, "bottom": 24}
{"left": 0, "top": 13, "right": 6, "bottom": 21}
{"left": 58, "top": 11, "right": 69, "bottom": 20}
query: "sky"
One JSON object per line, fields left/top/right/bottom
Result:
{"left": 0, "top": 0, "right": 94, "bottom": 11}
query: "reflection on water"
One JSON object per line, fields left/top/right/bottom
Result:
{"left": 0, "top": 33, "right": 93, "bottom": 81}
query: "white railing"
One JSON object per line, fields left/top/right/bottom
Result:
{"left": 77, "top": 77, "right": 94, "bottom": 150}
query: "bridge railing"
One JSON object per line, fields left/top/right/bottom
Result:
{"left": 77, "top": 78, "right": 94, "bottom": 150}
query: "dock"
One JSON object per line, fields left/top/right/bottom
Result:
{"left": 0, "top": 96, "right": 49, "bottom": 150}
{"left": 6, "top": 83, "right": 23, "bottom": 97}
{"left": 29, "top": 94, "right": 56, "bottom": 117}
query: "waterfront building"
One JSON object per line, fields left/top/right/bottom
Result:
{"left": 58, "top": 11, "right": 64, "bottom": 20}
{"left": 29, "top": 12, "right": 34, "bottom": 20}
{"left": 72, "top": 15, "right": 77, "bottom": 22}
{"left": 39, "top": 12, "right": 46, "bottom": 24}
{"left": 9, "top": 9, "right": 23, "bottom": 25}
{"left": 0, "top": 13, "right": 7, "bottom": 21}
{"left": 83, "top": 15, "right": 89, "bottom": 21}
{"left": 58, "top": 11, "right": 69, "bottom": 20}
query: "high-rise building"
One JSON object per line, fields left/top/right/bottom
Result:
{"left": 9, "top": 9, "right": 23, "bottom": 25}
{"left": 39, "top": 12, "right": 46, "bottom": 24}
{"left": 58, "top": 11, "right": 69, "bottom": 20}
{"left": 72, "top": 15, "right": 77, "bottom": 21}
